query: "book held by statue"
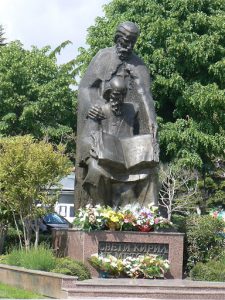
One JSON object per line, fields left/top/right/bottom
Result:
{"left": 96, "top": 132, "right": 159, "bottom": 171}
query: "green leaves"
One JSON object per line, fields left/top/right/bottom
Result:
{"left": 0, "top": 135, "right": 72, "bottom": 248}
{"left": 0, "top": 41, "right": 77, "bottom": 154}
{"left": 159, "top": 118, "right": 225, "bottom": 167}
{"left": 0, "top": 135, "right": 71, "bottom": 212}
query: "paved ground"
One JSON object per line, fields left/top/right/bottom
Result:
{"left": 69, "top": 298, "right": 172, "bottom": 300}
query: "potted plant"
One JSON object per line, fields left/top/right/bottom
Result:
{"left": 89, "top": 253, "right": 123, "bottom": 278}
{"left": 89, "top": 253, "right": 170, "bottom": 279}
{"left": 73, "top": 204, "right": 105, "bottom": 231}
{"left": 135, "top": 207, "right": 156, "bottom": 232}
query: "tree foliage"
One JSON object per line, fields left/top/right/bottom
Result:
{"left": 76, "top": 0, "right": 225, "bottom": 169}
{"left": 0, "top": 135, "right": 72, "bottom": 249}
{"left": 0, "top": 41, "right": 77, "bottom": 157}
{"left": 0, "top": 25, "right": 6, "bottom": 46}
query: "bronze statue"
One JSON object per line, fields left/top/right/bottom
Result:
{"left": 75, "top": 21, "right": 159, "bottom": 209}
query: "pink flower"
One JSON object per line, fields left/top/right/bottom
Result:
{"left": 154, "top": 217, "right": 159, "bottom": 224}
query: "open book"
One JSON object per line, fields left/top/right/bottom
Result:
{"left": 96, "top": 132, "right": 159, "bottom": 171}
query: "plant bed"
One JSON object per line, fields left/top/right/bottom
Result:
{"left": 89, "top": 253, "right": 170, "bottom": 279}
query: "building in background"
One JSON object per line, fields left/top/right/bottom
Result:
{"left": 54, "top": 172, "right": 75, "bottom": 223}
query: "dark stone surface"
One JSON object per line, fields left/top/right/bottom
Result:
{"left": 75, "top": 21, "right": 159, "bottom": 209}
{"left": 53, "top": 229, "right": 184, "bottom": 279}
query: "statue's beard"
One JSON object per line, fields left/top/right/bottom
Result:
{"left": 116, "top": 45, "right": 132, "bottom": 60}
{"left": 112, "top": 106, "right": 122, "bottom": 116}
{"left": 110, "top": 98, "right": 123, "bottom": 116}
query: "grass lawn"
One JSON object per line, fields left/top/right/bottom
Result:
{"left": 0, "top": 283, "right": 45, "bottom": 299}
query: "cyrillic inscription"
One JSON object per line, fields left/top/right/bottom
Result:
{"left": 98, "top": 241, "right": 169, "bottom": 259}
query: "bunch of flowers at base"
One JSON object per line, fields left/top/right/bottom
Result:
{"left": 122, "top": 254, "right": 170, "bottom": 279}
{"left": 89, "top": 253, "right": 170, "bottom": 279}
{"left": 73, "top": 204, "right": 105, "bottom": 231}
{"left": 88, "top": 253, "right": 123, "bottom": 278}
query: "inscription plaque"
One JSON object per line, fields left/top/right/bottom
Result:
{"left": 98, "top": 241, "right": 169, "bottom": 259}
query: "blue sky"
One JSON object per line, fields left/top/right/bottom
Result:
{"left": 0, "top": 0, "right": 111, "bottom": 64}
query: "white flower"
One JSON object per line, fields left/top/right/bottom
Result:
{"left": 111, "top": 262, "right": 117, "bottom": 268}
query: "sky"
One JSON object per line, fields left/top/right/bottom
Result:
{"left": 0, "top": 0, "right": 111, "bottom": 64}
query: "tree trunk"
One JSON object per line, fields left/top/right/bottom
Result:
{"left": 34, "top": 219, "right": 40, "bottom": 249}
{"left": 12, "top": 211, "right": 23, "bottom": 250}
{"left": 168, "top": 210, "right": 172, "bottom": 221}
{"left": 0, "top": 223, "right": 7, "bottom": 254}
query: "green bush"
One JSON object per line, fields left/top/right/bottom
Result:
{"left": 171, "top": 214, "right": 187, "bottom": 233}
{"left": 0, "top": 255, "right": 8, "bottom": 264}
{"left": 6, "top": 245, "right": 56, "bottom": 271}
{"left": 51, "top": 257, "right": 91, "bottom": 280}
{"left": 190, "top": 255, "right": 225, "bottom": 281}
{"left": 3, "top": 226, "right": 22, "bottom": 254}
{"left": 186, "top": 214, "right": 225, "bottom": 270}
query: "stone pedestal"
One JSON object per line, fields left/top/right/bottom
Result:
{"left": 53, "top": 229, "right": 184, "bottom": 279}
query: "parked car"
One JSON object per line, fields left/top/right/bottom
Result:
{"left": 39, "top": 212, "right": 73, "bottom": 233}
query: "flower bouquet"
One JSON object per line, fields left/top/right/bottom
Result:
{"left": 120, "top": 205, "right": 138, "bottom": 231}
{"left": 154, "top": 216, "right": 174, "bottom": 231}
{"left": 122, "top": 255, "right": 169, "bottom": 279}
{"left": 101, "top": 207, "right": 124, "bottom": 231}
{"left": 89, "top": 253, "right": 170, "bottom": 279}
{"left": 137, "top": 255, "right": 170, "bottom": 279}
{"left": 89, "top": 253, "right": 123, "bottom": 278}
{"left": 73, "top": 203, "right": 174, "bottom": 232}
{"left": 134, "top": 206, "right": 158, "bottom": 232}
{"left": 73, "top": 204, "right": 105, "bottom": 231}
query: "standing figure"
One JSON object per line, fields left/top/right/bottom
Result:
{"left": 75, "top": 21, "right": 159, "bottom": 209}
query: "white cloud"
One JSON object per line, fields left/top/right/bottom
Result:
{"left": 0, "top": 0, "right": 111, "bottom": 63}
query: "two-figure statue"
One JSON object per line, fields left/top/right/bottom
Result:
{"left": 75, "top": 21, "right": 159, "bottom": 209}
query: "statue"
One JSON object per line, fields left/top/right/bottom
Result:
{"left": 75, "top": 21, "right": 159, "bottom": 209}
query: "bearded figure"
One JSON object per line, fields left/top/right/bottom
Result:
{"left": 75, "top": 21, "right": 159, "bottom": 209}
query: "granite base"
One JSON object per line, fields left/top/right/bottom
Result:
{"left": 53, "top": 229, "right": 184, "bottom": 279}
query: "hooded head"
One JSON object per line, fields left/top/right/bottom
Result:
{"left": 114, "top": 21, "right": 140, "bottom": 60}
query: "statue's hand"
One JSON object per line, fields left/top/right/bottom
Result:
{"left": 88, "top": 105, "right": 105, "bottom": 121}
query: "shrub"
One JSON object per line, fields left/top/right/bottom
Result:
{"left": 51, "top": 257, "right": 91, "bottom": 280}
{"left": 6, "top": 245, "right": 56, "bottom": 271}
{"left": 171, "top": 214, "right": 187, "bottom": 233}
{"left": 0, "top": 255, "right": 8, "bottom": 264}
{"left": 186, "top": 214, "right": 225, "bottom": 270}
{"left": 190, "top": 256, "right": 225, "bottom": 282}
{"left": 3, "top": 226, "right": 22, "bottom": 254}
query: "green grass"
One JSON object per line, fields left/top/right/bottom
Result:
{"left": 0, "top": 282, "right": 45, "bottom": 298}
{"left": 6, "top": 245, "right": 56, "bottom": 271}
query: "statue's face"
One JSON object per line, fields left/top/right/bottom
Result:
{"left": 116, "top": 33, "right": 137, "bottom": 60}
{"left": 111, "top": 90, "right": 124, "bottom": 104}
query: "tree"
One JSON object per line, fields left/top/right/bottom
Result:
{"left": 0, "top": 204, "right": 9, "bottom": 254}
{"left": 0, "top": 25, "right": 6, "bottom": 46}
{"left": 0, "top": 41, "right": 77, "bottom": 158}
{"left": 0, "top": 135, "right": 72, "bottom": 249}
{"left": 76, "top": 0, "right": 225, "bottom": 169}
{"left": 159, "top": 164, "right": 199, "bottom": 220}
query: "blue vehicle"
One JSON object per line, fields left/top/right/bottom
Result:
{"left": 40, "top": 212, "right": 72, "bottom": 233}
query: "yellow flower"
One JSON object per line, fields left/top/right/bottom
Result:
{"left": 111, "top": 216, "right": 119, "bottom": 223}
